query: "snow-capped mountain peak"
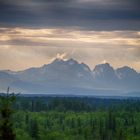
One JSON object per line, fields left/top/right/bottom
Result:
{"left": 0, "top": 59, "right": 140, "bottom": 94}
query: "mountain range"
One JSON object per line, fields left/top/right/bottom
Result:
{"left": 0, "top": 58, "right": 140, "bottom": 96}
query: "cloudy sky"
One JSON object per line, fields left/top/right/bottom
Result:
{"left": 0, "top": 0, "right": 140, "bottom": 71}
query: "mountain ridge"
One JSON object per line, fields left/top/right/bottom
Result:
{"left": 0, "top": 58, "right": 140, "bottom": 95}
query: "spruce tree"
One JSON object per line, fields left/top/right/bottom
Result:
{"left": 0, "top": 87, "right": 17, "bottom": 140}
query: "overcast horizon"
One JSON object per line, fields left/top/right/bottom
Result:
{"left": 0, "top": 0, "right": 140, "bottom": 71}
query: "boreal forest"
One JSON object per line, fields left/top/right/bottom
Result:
{"left": 0, "top": 93, "right": 140, "bottom": 140}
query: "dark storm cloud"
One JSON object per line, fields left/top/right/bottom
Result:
{"left": 0, "top": 0, "right": 140, "bottom": 30}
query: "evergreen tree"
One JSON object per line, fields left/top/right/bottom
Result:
{"left": 29, "top": 119, "right": 39, "bottom": 140}
{"left": 0, "top": 87, "right": 18, "bottom": 140}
